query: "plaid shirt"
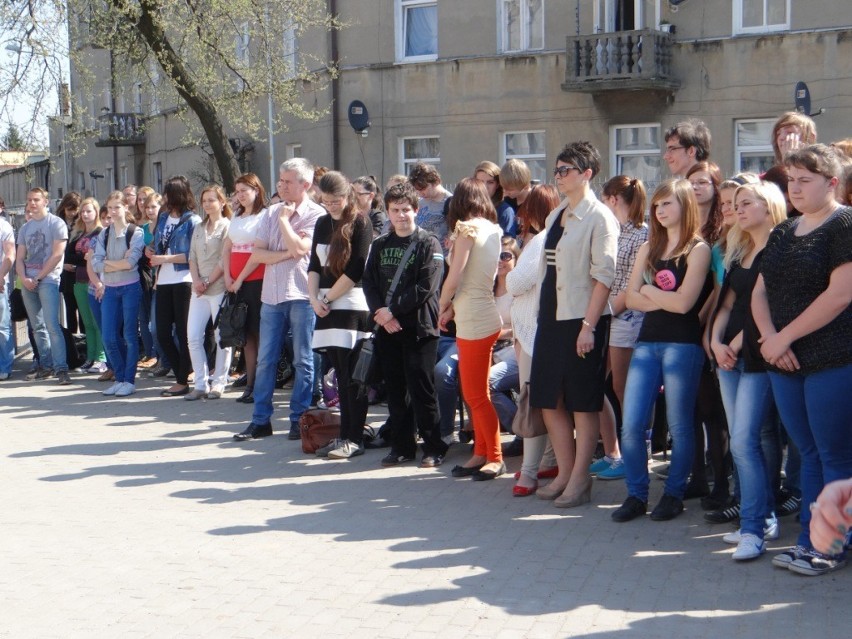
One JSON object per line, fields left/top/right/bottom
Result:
{"left": 611, "top": 221, "right": 648, "bottom": 298}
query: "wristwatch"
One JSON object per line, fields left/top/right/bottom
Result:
{"left": 321, "top": 294, "right": 331, "bottom": 305}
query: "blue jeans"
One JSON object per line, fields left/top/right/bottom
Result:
{"left": 435, "top": 336, "right": 459, "bottom": 436}
{"left": 138, "top": 286, "right": 154, "bottom": 358}
{"left": 101, "top": 282, "right": 142, "bottom": 384}
{"left": 253, "top": 300, "right": 315, "bottom": 427}
{"left": 21, "top": 282, "right": 67, "bottom": 372}
{"left": 768, "top": 363, "right": 852, "bottom": 549}
{"left": 490, "top": 354, "right": 519, "bottom": 432}
{"left": 0, "top": 286, "right": 13, "bottom": 375}
{"left": 718, "top": 360, "right": 776, "bottom": 538}
{"left": 621, "top": 342, "right": 704, "bottom": 502}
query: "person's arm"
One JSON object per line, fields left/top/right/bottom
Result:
{"left": 323, "top": 217, "right": 371, "bottom": 303}
{"left": 277, "top": 203, "right": 313, "bottom": 258}
{"left": 709, "top": 287, "right": 738, "bottom": 369}
{"left": 625, "top": 243, "right": 661, "bottom": 313}
{"left": 639, "top": 243, "right": 712, "bottom": 314}
{"left": 438, "top": 232, "right": 473, "bottom": 311}
{"left": 189, "top": 229, "right": 206, "bottom": 296}
{"left": 810, "top": 479, "right": 852, "bottom": 555}
{"left": 104, "top": 227, "right": 144, "bottom": 272}
{"left": 505, "top": 234, "right": 542, "bottom": 297}
{"left": 0, "top": 237, "right": 14, "bottom": 293}
{"left": 31, "top": 238, "right": 67, "bottom": 283}
{"left": 361, "top": 237, "right": 383, "bottom": 315}
{"left": 751, "top": 274, "right": 799, "bottom": 372}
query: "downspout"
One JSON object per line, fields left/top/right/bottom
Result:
{"left": 329, "top": 0, "right": 340, "bottom": 169}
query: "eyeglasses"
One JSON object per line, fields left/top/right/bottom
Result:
{"left": 665, "top": 145, "right": 686, "bottom": 153}
{"left": 553, "top": 166, "right": 580, "bottom": 178}
{"left": 353, "top": 191, "right": 372, "bottom": 197}
{"left": 499, "top": 251, "right": 515, "bottom": 262}
{"left": 689, "top": 179, "right": 713, "bottom": 187}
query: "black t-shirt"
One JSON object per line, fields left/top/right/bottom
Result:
{"left": 723, "top": 253, "right": 765, "bottom": 372}
{"left": 538, "top": 218, "right": 563, "bottom": 322}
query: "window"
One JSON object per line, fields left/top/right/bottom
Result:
{"left": 610, "top": 124, "right": 662, "bottom": 189}
{"left": 502, "top": 131, "right": 547, "bottom": 184}
{"left": 734, "top": 0, "right": 789, "bottom": 34}
{"left": 235, "top": 22, "right": 251, "bottom": 89}
{"left": 501, "top": 0, "right": 544, "bottom": 52}
{"left": 286, "top": 143, "right": 302, "bottom": 160}
{"left": 153, "top": 162, "right": 163, "bottom": 193}
{"left": 735, "top": 119, "right": 775, "bottom": 173}
{"left": 133, "top": 82, "right": 143, "bottom": 114}
{"left": 283, "top": 26, "right": 297, "bottom": 80}
{"left": 396, "top": 1, "right": 438, "bottom": 62}
{"left": 400, "top": 136, "right": 440, "bottom": 175}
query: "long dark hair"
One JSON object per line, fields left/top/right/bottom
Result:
{"left": 602, "top": 175, "right": 647, "bottom": 227}
{"left": 319, "top": 171, "right": 362, "bottom": 279}
{"left": 163, "top": 175, "right": 196, "bottom": 214}
{"left": 645, "top": 179, "right": 703, "bottom": 277}
{"left": 447, "top": 177, "right": 497, "bottom": 233}
{"left": 234, "top": 173, "right": 267, "bottom": 216}
{"left": 353, "top": 175, "right": 385, "bottom": 212}
{"left": 685, "top": 161, "right": 723, "bottom": 244}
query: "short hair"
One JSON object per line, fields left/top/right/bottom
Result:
{"left": 665, "top": 119, "right": 712, "bottom": 162}
{"left": 500, "top": 159, "right": 531, "bottom": 192}
{"left": 28, "top": 187, "right": 49, "bottom": 200}
{"left": 556, "top": 141, "right": 601, "bottom": 179}
{"left": 408, "top": 162, "right": 442, "bottom": 189}
{"left": 122, "top": 184, "right": 138, "bottom": 193}
{"left": 830, "top": 138, "right": 852, "bottom": 159}
{"left": 784, "top": 143, "right": 843, "bottom": 181}
{"left": 447, "top": 177, "right": 497, "bottom": 233}
{"left": 162, "top": 175, "right": 196, "bottom": 213}
{"left": 772, "top": 111, "right": 817, "bottom": 162}
{"left": 234, "top": 173, "right": 267, "bottom": 215}
{"left": 279, "top": 158, "right": 315, "bottom": 185}
{"left": 517, "top": 184, "right": 560, "bottom": 235}
{"left": 384, "top": 182, "right": 420, "bottom": 211}
{"left": 385, "top": 174, "right": 408, "bottom": 190}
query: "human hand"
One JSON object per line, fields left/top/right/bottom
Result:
{"left": 311, "top": 297, "right": 330, "bottom": 318}
{"left": 576, "top": 326, "right": 595, "bottom": 358}
{"left": 149, "top": 254, "right": 166, "bottom": 267}
{"left": 95, "top": 282, "right": 105, "bottom": 301}
{"left": 23, "top": 277, "right": 38, "bottom": 291}
{"left": 192, "top": 280, "right": 207, "bottom": 296}
{"left": 711, "top": 340, "right": 737, "bottom": 370}
{"left": 438, "top": 306, "right": 454, "bottom": 331}
{"left": 374, "top": 307, "right": 394, "bottom": 327}
{"left": 810, "top": 479, "right": 852, "bottom": 555}
{"left": 759, "top": 332, "right": 799, "bottom": 371}
{"left": 383, "top": 318, "right": 402, "bottom": 334}
{"left": 278, "top": 203, "right": 296, "bottom": 222}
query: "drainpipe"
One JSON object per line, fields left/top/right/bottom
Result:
{"left": 329, "top": 0, "right": 340, "bottom": 169}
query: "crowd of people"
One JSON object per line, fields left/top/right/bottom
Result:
{"left": 0, "top": 110, "right": 850, "bottom": 578}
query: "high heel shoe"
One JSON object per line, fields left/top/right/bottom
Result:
{"left": 553, "top": 478, "right": 593, "bottom": 509}
{"left": 536, "top": 482, "right": 568, "bottom": 500}
{"left": 513, "top": 480, "right": 538, "bottom": 497}
{"left": 513, "top": 466, "right": 559, "bottom": 480}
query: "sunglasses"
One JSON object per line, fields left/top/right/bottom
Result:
{"left": 553, "top": 165, "right": 580, "bottom": 178}
{"left": 499, "top": 251, "right": 515, "bottom": 262}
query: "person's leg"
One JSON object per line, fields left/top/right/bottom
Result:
{"left": 38, "top": 283, "right": 67, "bottom": 372}
{"left": 138, "top": 286, "right": 154, "bottom": 359}
{"left": 251, "top": 303, "right": 287, "bottom": 427}
{"left": 761, "top": 405, "right": 782, "bottom": 514}
{"left": 101, "top": 288, "right": 125, "bottom": 382}
{"left": 286, "top": 300, "right": 316, "bottom": 428}
{"left": 404, "top": 336, "right": 447, "bottom": 458}
{"left": 171, "top": 283, "right": 192, "bottom": 386}
{"left": 20, "top": 287, "right": 53, "bottom": 371}
{"left": 327, "top": 347, "right": 364, "bottom": 444}
{"left": 208, "top": 292, "right": 232, "bottom": 389}
{"left": 187, "top": 294, "right": 212, "bottom": 392}
{"left": 155, "top": 284, "right": 181, "bottom": 378}
{"left": 88, "top": 291, "right": 111, "bottom": 370}
{"left": 0, "top": 288, "right": 13, "bottom": 375}
{"left": 457, "top": 332, "right": 501, "bottom": 466}
{"left": 150, "top": 291, "right": 170, "bottom": 369}
{"left": 74, "top": 283, "right": 101, "bottom": 363}
{"left": 61, "top": 273, "right": 79, "bottom": 334}
{"left": 489, "top": 355, "right": 519, "bottom": 432}
{"left": 119, "top": 283, "right": 142, "bottom": 384}
{"left": 378, "top": 332, "right": 416, "bottom": 457}
{"left": 600, "top": 345, "right": 633, "bottom": 460}
{"left": 435, "top": 339, "right": 459, "bottom": 437}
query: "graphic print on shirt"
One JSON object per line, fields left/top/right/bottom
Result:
{"left": 24, "top": 229, "right": 49, "bottom": 272}
{"left": 159, "top": 216, "right": 178, "bottom": 253}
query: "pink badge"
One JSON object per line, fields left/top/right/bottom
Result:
{"left": 655, "top": 269, "right": 677, "bottom": 291}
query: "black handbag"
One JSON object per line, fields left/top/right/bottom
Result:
{"left": 10, "top": 288, "right": 28, "bottom": 322}
{"left": 215, "top": 293, "right": 248, "bottom": 349}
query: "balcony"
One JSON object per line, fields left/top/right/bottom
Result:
{"left": 562, "top": 29, "right": 679, "bottom": 94}
{"left": 95, "top": 113, "right": 146, "bottom": 147}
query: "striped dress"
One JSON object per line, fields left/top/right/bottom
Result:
{"left": 307, "top": 213, "right": 373, "bottom": 351}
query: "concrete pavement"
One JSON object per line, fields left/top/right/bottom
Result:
{"left": 0, "top": 361, "right": 847, "bottom": 638}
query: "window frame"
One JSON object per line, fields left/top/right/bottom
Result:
{"left": 395, "top": 0, "right": 438, "bottom": 63}
{"left": 609, "top": 122, "right": 662, "bottom": 189}
{"left": 734, "top": 118, "right": 775, "bottom": 174}
{"left": 733, "top": 0, "right": 790, "bottom": 35}
{"left": 399, "top": 135, "right": 440, "bottom": 175}
{"left": 500, "top": 0, "right": 545, "bottom": 53}
{"left": 501, "top": 130, "right": 547, "bottom": 184}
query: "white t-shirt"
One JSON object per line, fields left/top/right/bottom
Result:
{"left": 156, "top": 216, "right": 192, "bottom": 285}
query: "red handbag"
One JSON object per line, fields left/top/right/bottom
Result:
{"left": 299, "top": 409, "right": 341, "bottom": 454}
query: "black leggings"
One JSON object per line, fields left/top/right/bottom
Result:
{"left": 155, "top": 283, "right": 192, "bottom": 385}
{"left": 326, "top": 347, "right": 369, "bottom": 444}
{"left": 691, "top": 359, "right": 731, "bottom": 495}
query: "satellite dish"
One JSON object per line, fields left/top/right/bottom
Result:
{"left": 794, "top": 81, "right": 811, "bottom": 115}
{"left": 348, "top": 100, "right": 370, "bottom": 133}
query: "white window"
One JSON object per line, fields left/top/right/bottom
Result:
{"left": 501, "top": 0, "right": 544, "bottom": 52}
{"left": 502, "top": 131, "right": 547, "bottom": 184}
{"left": 735, "top": 119, "right": 775, "bottom": 173}
{"left": 153, "top": 161, "right": 163, "bottom": 193}
{"left": 147, "top": 60, "right": 161, "bottom": 116}
{"left": 283, "top": 26, "right": 297, "bottom": 80}
{"left": 133, "top": 82, "right": 143, "bottom": 114}
{"left": 396, "top": 1, "right": 438, "bottom": 63}
{"left": 286, "top": 143, "right": 302, "bottom": 160}
{"left": 236, "top": 23, "right": 251, "bottom": 66}
{"left": 610, "top": 124, "right": 662, "bottom": 189}
{"left": 400, "top": 136, "right": 440, "bottom": 175}
{"left": 733, "top": 0, "right": 789, "bottom": 35}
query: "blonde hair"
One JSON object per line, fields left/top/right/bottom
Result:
{"left": 500, "top": 159, "right": 531, "bottom": 191}
{"left": 724, "top": 182, "right": 787, "bottom": 270}
{"left": 772, "top": 111, "right": 817, "bottom": 162}
{"left": 73, "top": 197, "right": 103, "bottom": 236}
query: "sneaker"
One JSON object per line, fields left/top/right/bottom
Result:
{"left": 79, "top": 360, "right": 94, "bottom": 371}
{"left": 772, "top": 544, "right": 810, "bottom": 568}
{"left": 315, "top": 439, "right": 341, "bottom": 457}
{"left": 612, "top": 496, "right": 648, "bottom": 522}
{"left": 0, "top": 372, "right": 9, "bottom": 381}
{"left": 87, "top": 361, "right": 108, "bottom": 374}
{"left": 115, "top": 382, "right": 136, "bottom": 397}
{"left": 420, "top": 453, "right": 445, "bottom": 468}
{"left": 442, "top": 432, "right": 460, "bottom": 446}
{"left": 596, "top": 458, "right": 626, "bottom": 481}
{"left": 150, "top": 364, "right": 171, "bottom": 377}
{"left": 287, "top": 424, "right": 301, "bottom": 440}
{"left": 29, "top": 367, "right": 54, "bottom": 380}
{"left": 650, "top": 494, "right": 684, "bottom": 521}
{"left": 102, "top": 382, "right": 121, "bottom": 396}
{"left": 327, "top": 440, "right": 364, "bottom": 459}
{"left": 589, "top": 456, "right": 614, "bottom": 474}
{"left": 27, "top": 361, "right": 39, "bottom": 375}
{"left": 788, "top": 550, "right": 847, "bottom": 576}
{"left": 56, "top": 370, "right": 72, "bottom": 385}
{"left": 184, "top": 389, "right": 208, "bottom": 401}
{"left": 723, "top": 518, "right": 780, "bottom": 544}
{"left": 381, "top": 451, "right": 416, "bottom": 467}
{"left": 776, "top": 491, "right": 802, "bottom": 517}
{"left": 704, "top": 501, "right": 741, "bottom": 524}
{"left": 732, "top": 533, "right": 766, "bottom": 561}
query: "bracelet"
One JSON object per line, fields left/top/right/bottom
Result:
{"left": 581, "top": 319, "right": 595, "bottom": 332}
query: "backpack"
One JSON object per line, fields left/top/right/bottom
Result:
{"left": 105, "top": 223, "right": 154, "bottom": 292}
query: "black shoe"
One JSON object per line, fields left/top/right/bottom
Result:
{"left": 420, "top": 453, "right": 445, "bottom": 468}
{"left": 235, "top": 388, "right": 254, "bottom": 403}
{"left": 612, "top": 496, "right": 648, "bottom": 522}
{"left": 381, "top": 451, "right": 415, "bottom": 467}
{"left": 232, "top": 374, "right": 248, "bottom": 388}
{"left": 776, "top": 489, "right": 802, "bottom": 517}
{"left": 650, "top": 494, "right": 684, "bottom": 521}
{"left": 287, "top": 424, "right": 301, "bottom": 440}
{"left": 451, "top": 464, "right": 484, "bottom": 478}
{"left": 472, "top": 461, "right": 506, "bottom": 481}
{"left": 704, "top": 500, "right": 741, "bottom": 524}
{"left": 150, "top": 365, "right": 171, "bottom": 377}
{"left": 458, "top": 429, "right": 474, "bottom": 444}
{"left": 233, "top": 422, "right": 272, "bottom": 441}
{"left": 501, "top": 438, "right": 524, "bottom": 457}
{"left": 700, "top": 490, "right": 731, "bottom": 511}
{"left": 683, "top": 481, "right": 710, "bottom": 500}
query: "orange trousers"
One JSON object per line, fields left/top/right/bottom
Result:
{"left": 456, "top": 330, "right": 501, "bottom": 463}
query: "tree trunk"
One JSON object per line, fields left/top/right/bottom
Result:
{"left": 111, "top": 0, "right": 242, "bottom": 192}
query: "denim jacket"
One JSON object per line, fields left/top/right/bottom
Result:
{"left": 153, "top": 210, "right": 200, "bottom": 272}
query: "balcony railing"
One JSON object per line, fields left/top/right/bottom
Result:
{"left": 95, "top": 113, "right": 146, "bottom": 147}
{"left": 563, "top": 29, "right": 679, "bottom": 93}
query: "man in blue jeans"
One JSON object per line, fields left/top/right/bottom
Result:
{"left": 234, "top": 158, "right": 323, "bottom": 441}
{"left": 16, "top": 187, "right": 71, "bottom": 385}
{"left": 0, "top": 214, "right": 16, "bottom": 380}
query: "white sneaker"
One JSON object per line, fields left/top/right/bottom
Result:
{"left": 102, "top": 382, "right": 121, "bottom": 396}
{"left": 315, "top": 438, "right": 341, "bottom": 457}
{"left": 115, "top": 382, "right": 136, "bottom": 397}
{"left": 723, "top": 517, "right": 780, "bottom": 545}
{"left": 732, "top": 533, "right": 766, "bottom": 561}
{"left": 87, "top": 361, "right": 108, "bottom": 374}
{"left": 442, "top": 432, "right": 460, "bottom": 446}
{"left": 327, "top": 440, "right": 364, "bottom": 459}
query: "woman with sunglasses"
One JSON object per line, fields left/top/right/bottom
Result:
{"left": 352, "top": 176, "right": 388, "bottom": 239}
{"left": 531, "top": 142, "right": 619, "bottom": 508}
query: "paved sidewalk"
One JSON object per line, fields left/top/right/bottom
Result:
{"left": 0, "top": 362, "right": 846, "bottom": 639}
